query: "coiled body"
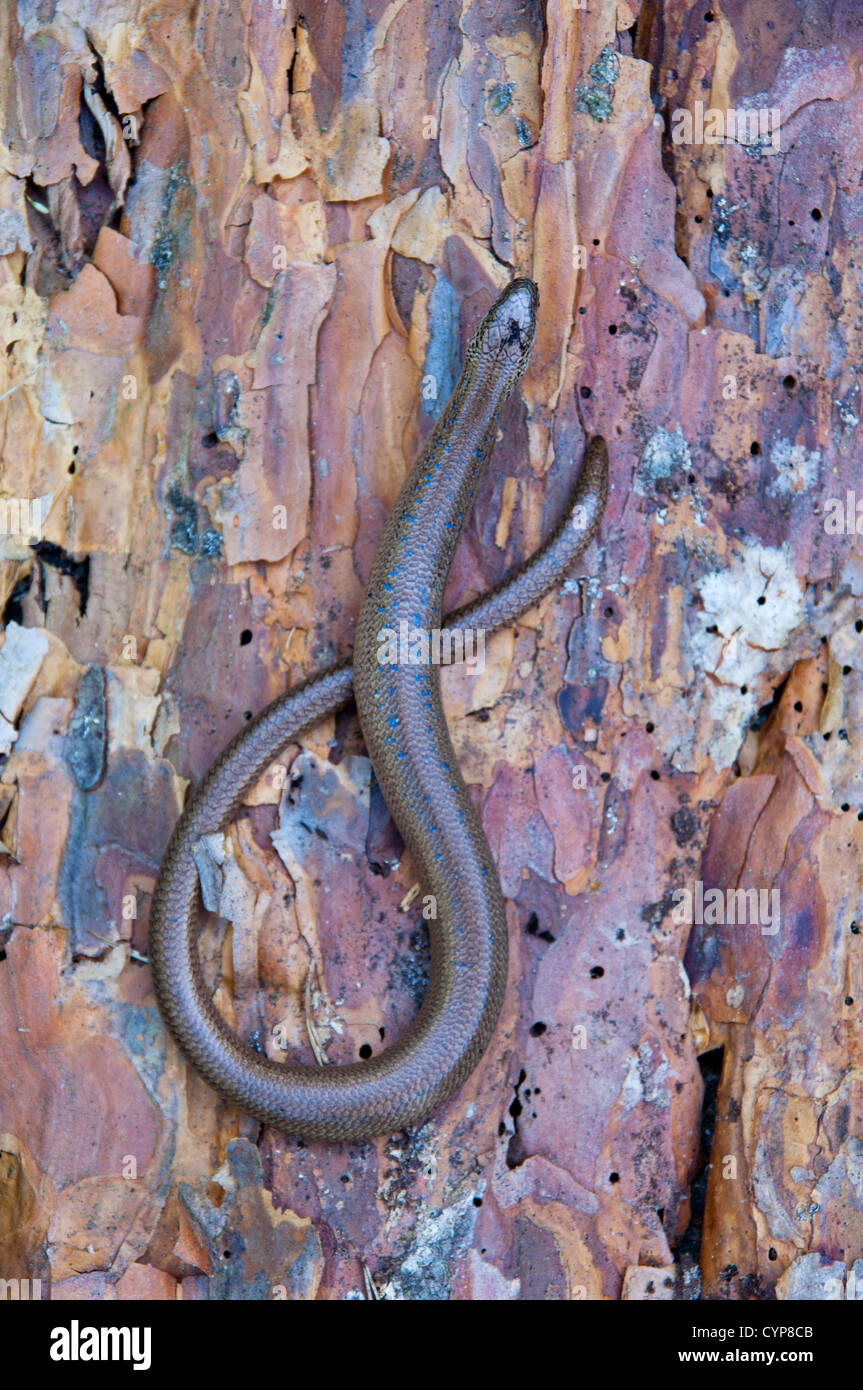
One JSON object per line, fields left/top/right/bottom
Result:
{"left": 149, "top": 280, "right": 608, "bottom": 1140}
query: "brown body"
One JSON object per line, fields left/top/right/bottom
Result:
{"left": 148, "top": 280, "right": 608, "bottom": 1139}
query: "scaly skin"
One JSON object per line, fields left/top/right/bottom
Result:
{"left": 149, "top": 280, "right": 608, "bottom": 1139}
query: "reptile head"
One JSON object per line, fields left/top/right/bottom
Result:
{"left": 467, "top": 277, "right": 538, "bottom": 397}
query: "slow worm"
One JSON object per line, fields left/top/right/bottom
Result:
{"left": 149, "top": 279, "right": 608, "bottom": 1140}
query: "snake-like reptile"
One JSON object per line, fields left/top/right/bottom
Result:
{"left": 149, "top": 279, "right": 608, "bottom": 1140}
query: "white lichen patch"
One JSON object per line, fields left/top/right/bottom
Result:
{"left": 767, "top": 438, "right": 821, "bottom": 496}
{"left": 634, "top": 428, "right": 692, "bottom": 495}
{"left": 692, "top": 541, "right": 805, "bottom": 767}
